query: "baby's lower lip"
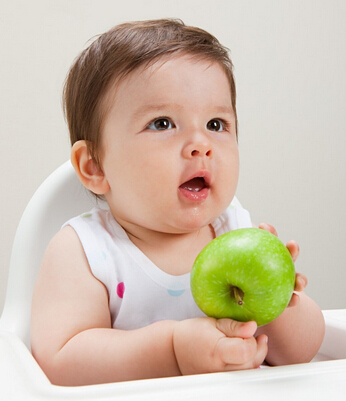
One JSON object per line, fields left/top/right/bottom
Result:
{"left": 178, "top": 187, "right": 210, "bottom": 201}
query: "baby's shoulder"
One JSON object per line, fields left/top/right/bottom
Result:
{"left": 39, "top": 225, "right": 93, "bottom": 281}
{"left": 48, "top": 224, "right": 84, "bottom": 253}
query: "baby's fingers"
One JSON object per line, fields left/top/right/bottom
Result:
{"left": 215, "top": 319, "right": 268, "bottom": 369}
{"left": 258, "top": 223, "right": 278, "bottom": 237}
{"left": 216, "top": 319, "right": 257, "bottom": 339}
{"left": 286, "top": 240, "right": 300, "bottom": 262}
{"left": 287, "top": 273, "right": 308, "bottom": 307}
{"left": 294, "top": 273, "right": 308, "bottom": 291}
{"left": 216, "top": 334, "right": 268, "bottom": 370}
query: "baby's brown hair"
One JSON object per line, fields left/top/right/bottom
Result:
{"left": 63, "top": 19, "right": 237, "bottom": 168}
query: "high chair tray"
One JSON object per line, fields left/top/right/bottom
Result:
{"left": 1, "top": 309, "right": 345, "bottom": 400}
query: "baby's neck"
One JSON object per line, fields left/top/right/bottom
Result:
{"left": 125, "top": 224, "right": 215, "bottom": 276}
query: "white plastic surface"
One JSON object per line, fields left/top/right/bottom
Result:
{"left": 1, "top": 161, "right": 346, "bottom": 400}
{"left": 1, "top": 310, "right": 346, "bottom": 400}
{"left": 0, "top": 161, "right": 102, "bottom": 348}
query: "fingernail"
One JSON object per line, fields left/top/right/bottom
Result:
{"left": 298, "top": 276, "right": 306, "bottom": 287}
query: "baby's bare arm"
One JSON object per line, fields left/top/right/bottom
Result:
{"left": 31, "top": 226, "right": 181, "bottom": 385}
{"left": 256, "top": 292, "right": 325, "bottom": 365}
{"left": 31, "top": 226, "right": 267, "bottom": 385}
{"left": 256, "top": 224, "right": 325, "bottom": 365}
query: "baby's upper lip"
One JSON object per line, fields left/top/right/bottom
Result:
{"left": 179, "top": 170, "right": 212, "bottom": 188}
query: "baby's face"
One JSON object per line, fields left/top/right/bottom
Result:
{"left": 100, "top": 54, "right": 239, "bottom": 235}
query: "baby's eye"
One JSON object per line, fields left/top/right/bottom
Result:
{"left": 207, "top": 119, "right": 228, "bottom": 132}
{"left": 147, "top": 118, "right": 175, "bottom": 131}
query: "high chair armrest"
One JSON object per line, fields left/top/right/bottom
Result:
{"left": 1, "top": 310, "right": 346, "bottom": 400}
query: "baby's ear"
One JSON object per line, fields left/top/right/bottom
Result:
{"left": 71, "top": 140, "right": 110, "bottom": 195}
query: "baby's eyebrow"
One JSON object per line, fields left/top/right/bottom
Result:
{"left": 212, "top": 105, "right": 234, "bottom": 116}
{"left": 132, "top": 103, "right": 184, "bottom": 119}
{"left": 132, "top": 103, "right": 234, "bottom": 119}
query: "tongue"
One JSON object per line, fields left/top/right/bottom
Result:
{"left": 180, "top": 177, "right": 205, "bottom": 192}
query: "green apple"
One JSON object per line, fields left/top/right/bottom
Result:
{"left": 190, "top": 228, "right": 295, "bottom": 326}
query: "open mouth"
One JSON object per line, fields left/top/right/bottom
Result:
{"left": 178, "top": 175, "right": 211, "bottom": 202}
{"left": 179, "top": 177, "right": 209, "bottom": 192}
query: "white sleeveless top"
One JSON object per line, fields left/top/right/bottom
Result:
{"left": 64, "top": 205, "right": 252, "bottom": 329}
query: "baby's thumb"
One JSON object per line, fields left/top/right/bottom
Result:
{"left": 216, "top": 319, "right": 257, "bottom": 339}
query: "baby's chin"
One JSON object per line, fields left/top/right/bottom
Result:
{"left": 163, "top": 215, "right": 219, "bottom": 235}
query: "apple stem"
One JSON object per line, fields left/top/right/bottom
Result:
{"left": 230, "top": 286, "right": 244, "bottom": 306}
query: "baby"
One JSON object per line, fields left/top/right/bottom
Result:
{"left": 31, "top": 19, "right": 325, "bottom": 386}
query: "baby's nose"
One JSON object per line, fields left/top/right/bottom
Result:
{"left": 183, "top": 135, "right": 213, "bottom": 159}
{"left": 190, "top": 147, "right": 212, "bottom": 157}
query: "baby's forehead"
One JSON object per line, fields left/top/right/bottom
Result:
{"left": 108, "top": 52, "right": 228, "bottom": 94}
{"left": 101, "top": 54, "right": 233, "bottom": 118}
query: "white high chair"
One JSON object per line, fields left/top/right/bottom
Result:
{"left": 1, "top": 161, "right": 346, "bottom": 400}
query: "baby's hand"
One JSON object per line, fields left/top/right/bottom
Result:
{"left": 258, "top": 223, "right": 307, "bottom": 308}
{"left": 173, "top": 317, "right": 268, "bottom": 375}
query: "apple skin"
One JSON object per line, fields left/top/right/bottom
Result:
{"left": 190, "top": 228, "right": 296, "bottom": 326}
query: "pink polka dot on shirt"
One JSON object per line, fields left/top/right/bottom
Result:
{"left": 117, "top": 282, "right": 125, "bottom": 298}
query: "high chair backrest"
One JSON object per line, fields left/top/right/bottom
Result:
{"left": 0, "top": 161, "right": 103, "bottom": 348}
{"left": 0, "top": 160, "right": 243, "bottom": 350}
